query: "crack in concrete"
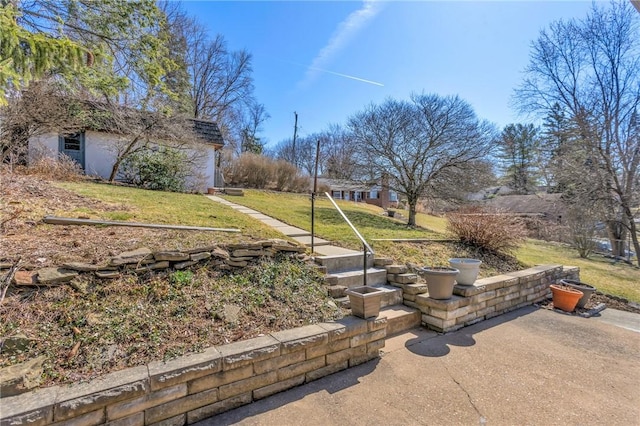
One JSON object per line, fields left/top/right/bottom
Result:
{"left": 443, "top": 363, "right": 487, "bottom": 425}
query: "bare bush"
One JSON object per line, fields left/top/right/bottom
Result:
{"left": 225, "top": 153, "right": 309, "bottom": 192}
{"left": 27, "top": 151, "right": 84, "bottom": 181}
{"left": 447, "top": 207, "right": 527, "bottom": 254}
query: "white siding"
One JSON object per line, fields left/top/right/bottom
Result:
{"left": 84, "top": 130, "right": 119, "bottom": 179}
{"left": 28, "top": 130, "right": 217, "bottom": 193}
{"left": 29, "top": 133, "right": 58, "bottom": 158}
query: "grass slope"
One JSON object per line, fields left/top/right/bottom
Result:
{"left": 56, "top": 182, "right": 283, "bottom": 240}
{"left": 221, "top": 190, "right": 441, "bottom": 249}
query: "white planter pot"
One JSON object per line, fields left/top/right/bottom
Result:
{"left": 448, "top": 258, "right": 482, "bottom": 285}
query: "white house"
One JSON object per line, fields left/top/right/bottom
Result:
{"left": 28, "top": 115, "right": 224, "bottom": 192}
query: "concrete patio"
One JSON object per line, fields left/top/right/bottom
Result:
{"left": 196, "top": 306, "right": 640, "bottom": 425}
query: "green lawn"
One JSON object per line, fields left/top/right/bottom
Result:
{"left": 221, "top": 190, "right": 441, "bottom": 249}
{"left": 516, "top": 240, "right": 640, "bottom": 302}
{"left": 55, "top": 182, "right": 282, "bottom": 240}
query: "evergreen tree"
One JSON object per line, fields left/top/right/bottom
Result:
{"left": 497, "top": 123, "right": 540, "bottom": 193}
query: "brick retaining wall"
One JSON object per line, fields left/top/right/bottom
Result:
{"left": 1, "top": 317, "right": 387, "bottom": 426}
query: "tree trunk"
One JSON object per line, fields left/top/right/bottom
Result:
{"left": 606, "top": 220, "right": 626, "bottom": 258}
{"left": 408, "top": 201, "right": 417, "bottom": 226}
{"left": 108, "top": 157, "right": 122, "bottom": 182}
{"left": 108, "top": 135, "right": 143, "bottom": 182}
{"left": 622, "top": 205, "right": 640, "bottom": 267}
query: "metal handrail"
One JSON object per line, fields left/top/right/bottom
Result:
{"left": 324, "top": 192, "right": 374, "bottom": 286}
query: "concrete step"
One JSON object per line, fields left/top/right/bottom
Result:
{"left": 325, "top": 268, "right": 387, "bottom": 288}
{"left": 312, "top": 246, "right": 360, "bottom": 256}
{"left": 315, "top": 253, "right": 374, "bottom": 274}
{"left": 379, "top": 305, "right": 421, "bottom": 336}
{"left": 292, "top": 235, "right": 332, "bottom": 247}
{"left": 336, "top": 284, "right": 403, "bottom": 311}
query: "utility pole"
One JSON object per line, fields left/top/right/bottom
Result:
{"left": 292, "top": 111, "right": 298, "bottom": 167}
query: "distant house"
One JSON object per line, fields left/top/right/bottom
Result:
{"left": 318, "top": 178, "right": 399, "bottom": 209}
{"left": 484, "top": 193, "right": 566, "bottom": 222}
{"left": 27, "top": 103, "right": 224, "bottom": 192}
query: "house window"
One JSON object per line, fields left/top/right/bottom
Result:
{"left": 332, "top": 191, "right": 342, "bottom": 199}
{"left": 63, "top": 134, "right": 82, "bottom": 151}
{"left": 389, "top": 192, "right": 398, "bottom": 202}
{"left": 370, "top": 190, "right": 378, "bottom": 199}
{"left": 344, "top": 192, "right": 350, "bottom": 200}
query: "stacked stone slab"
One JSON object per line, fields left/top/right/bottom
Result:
{"left": 384, "top": 264, "right": 429, "bottom": 306}
{"left": 1, "top": 317, "right": 387, "bottom": 426}
{"left": 8, "top": 240, "right": 307, "bottom": 286}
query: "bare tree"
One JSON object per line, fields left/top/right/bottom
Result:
{"left": 321, "top": 124, "right": 359, "bottom": 180}
{"left": 102, "top": 106, "right": 205, "bottom": 182}
{"left": 1, "top": 81, "right": 87, "bottom": 164}
{"left": 516, "top": 1, "right": 640, "bottom": 265}
{"left": 271, "top": 136, "right": 315, "bottom": 175}
{"left": 239, "top": 101, "right": 270, "bottom": 154}
{"left": 186, "top": 30, "right": 254, "bottom": 123}
{"left": 349, "top": 94, "right": 496, "bottom": 226}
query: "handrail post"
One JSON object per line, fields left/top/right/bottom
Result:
{"left": 324, "top": 192, "right": 375, "bottom": 288}
{"left": 363, "top": 243, "right": 368, "bottom": 287}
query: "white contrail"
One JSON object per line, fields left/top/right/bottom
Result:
{"left": 299, "top": 0, "right": 382, "bottom": 87}
{"left": 305, "top": 65, "right": 384, "bottom": 87}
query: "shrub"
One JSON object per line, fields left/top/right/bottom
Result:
{"left": 27, "top": 151, "right": 83, "bottom": 181}
{"left": 225, "top": 153, "right": 309, "bottom": 192}
{"left": 226, "top": 153, "right": 272, "bottom": 189}
{"left": 120, "top": 147, "right": 189, "bottom": 192}
{"left": 447, "top": 206, "right": 526, "bottom": 254}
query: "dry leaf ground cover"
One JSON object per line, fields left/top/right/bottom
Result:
{"left": 0, "top": 169, "right": 343, "bottom": 386}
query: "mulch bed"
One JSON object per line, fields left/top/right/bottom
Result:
{"left": 536, "top": 292, "right": 640, "bottom": 315}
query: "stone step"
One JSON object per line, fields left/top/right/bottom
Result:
{"left": 325, "top": 268, "right": 387, "bottom": 288}
{"left": 336, "top": 284, "right": 403, "bottom": 311}
{"left": 379, "top": 305, "right": 422, "bottom": 336}
{"left": 224, "top": 188, "right": 244, "bottom": 196}
{"left": 315, "top": 253, "right": 374, "bottom": 274}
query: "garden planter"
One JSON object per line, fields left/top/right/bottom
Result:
{"left": 345, "top": 286, "right": 384, "bottom": 319}
{"left": 560, "top": 279, "right": 596, "bottom": 308}
{"left": 448, "top": 258, "right": 482, "bottom": 285}
{"left": 419, "top": 267, "right": 459, "bottom": 300}
{"left": 550, "top": 284, "right": 583, "bottom": 312}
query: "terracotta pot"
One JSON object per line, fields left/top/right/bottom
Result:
{"left": 345, "top": 286, "right": 384, "bottom": 319}
{"left": 419, "top": 267, "right": 459, "bottom": 300}
{"left": 448, "top": 258, "right": 482, "bottom": 285}
{"left": 560, "top": 279, "right": 596, "bottom": 308}
{"left": 550, "top": 284, "right": 583, "bottom": 312}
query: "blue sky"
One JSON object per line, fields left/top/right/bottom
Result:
{"left": 181, "top": 1, "right": 595, "bottom": 147}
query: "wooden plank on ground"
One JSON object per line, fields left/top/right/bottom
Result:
{"left": 42, "top": 216, "right": 241, "bottom": 233}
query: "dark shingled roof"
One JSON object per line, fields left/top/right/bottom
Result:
{"left": 190, "top": 119, "right": 224, "bottom": 147}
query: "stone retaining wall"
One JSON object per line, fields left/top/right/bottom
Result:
{"left": 1, "top": 317, "right": 387, "bottom": 426}
{"left": 409, "top": 265, "right": 579, "bottom": 332}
